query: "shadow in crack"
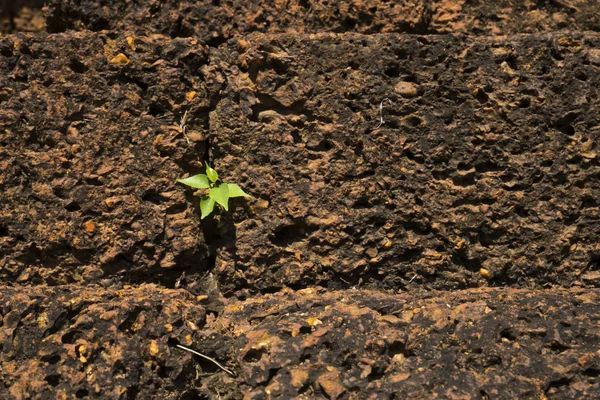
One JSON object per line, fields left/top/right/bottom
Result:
{"left": 0, "top": 0, "right": 45, "bottom": 33}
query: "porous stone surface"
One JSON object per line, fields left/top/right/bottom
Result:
{"left": 44, "top": 0, "right": 600, "bottom": 41}
{"left": 1, "top": 285, "right": 599, "bottom": 399}
{"left": 45, "top": 0, "right": 432, "bottom": 43}
{"left": 0, "top": 32, "right": 212, "bottom": 287}
{"left": 3, "top": 31, "right": 600, "bottom": 295}
{"left": 0, "top": 0, "right": 45, "bottom": 33}
{"left": 429, "top": 0, "right": 600, "bottom": 35}
{"left": 210, "top": 32, "right": 600, "bottom": 294}
{"left": 0, "top": 284, "right": 209, "bottom": 399}
{"left": 2, "top": 1, "right": 600, "bottom": 399}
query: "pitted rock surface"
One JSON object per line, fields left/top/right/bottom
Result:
{"left": 2, "top": 32, "right": 600, "bottom": 295}
{"left": 210, "top": 32, "right": 600, "bottom": 294}
{"left": 0, "top": 32, "right": 212, "bottom": 287}
{"left": 2, "top": 1, "right": 600, "bottom": 399}
{"left": 44, "top": 0, "right": 600, "bottom": 40}
{"left": 1, "top": 286, "right": 599, "bottom": 399}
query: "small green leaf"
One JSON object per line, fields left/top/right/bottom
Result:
{"left": 200, "top": 197, "right": 215, "bottom": 219}
{"left": 209, "top": 183, "right": 230, "bottom": 211}
{"left": 205, "top": 162, "right": 218, "bottom": 183}
{"left": 177, "top": 174, "right": 210, "bottom": 189}
{"left": 227, "top": 183, "right": 249, "bottom": 198}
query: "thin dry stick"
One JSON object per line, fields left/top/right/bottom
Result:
{"left": 180, "top": 110, "right": 189, "bottom": 131}
{"left": 175, "top": 344, "right": 234, "bottom": 376}
{"left": 375, "top": 98, "right": 393, "bottom": 129}
{"left": 179, "top": 110, "right": 191, "bottom": 145}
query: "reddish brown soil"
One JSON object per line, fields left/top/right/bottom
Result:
{"left": 1, "top": 1, "right": 600, "bottom": 399}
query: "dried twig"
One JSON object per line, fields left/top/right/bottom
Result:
{"left": 175, "top": 344, "right": 234, "bottom": 376}
{"left": 375, "top": 98, "right": 393, "bottom": 129}
{"left": 179, "top": 110, "right": 191, "bottom": 145}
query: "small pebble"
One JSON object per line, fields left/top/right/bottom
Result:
{"left": 588, "top": 49, "right": 600, "bottom": 66}
{"left": 394, "top": 81, "right": 418, "bottom": 98}
{"left": 186, "top": 91, "right": 197, "bottom": 101}
{"left": 149, "top": 340, "right": 159, "bottom": 357}
{"left": 109, "top": 53, "right": 130, "bottom": 65}
{"left": 480, "top": 268, "right": 493, "bottom": 279}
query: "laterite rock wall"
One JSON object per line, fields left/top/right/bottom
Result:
{"left": 0, "top": 33, "right": 212, "bottom": 287}
{"left": 1, "top": 0, "right": 600, "bottom": 399}
{"left": 2, "top": 286, "right": 600, "bottom": 399}
{"left": 209, "top": 32, "right": 600, "bottom": 294}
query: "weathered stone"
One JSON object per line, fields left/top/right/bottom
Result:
{"left": 210, "top": 32, "right": 600, "bottom": 294}
{"left": 394, "top": 81, "right": 419, "bottom": 98}
{"left": 43, "top": 0, "right": 600, "bottom": 40}
{"left": 0, "top": 32, "right": 210, "bottom": 287}
{"left": 1, "top": 0, "right": 600, "bottom": 398}
{"left": 1, "top": 285, "right": 599, "bottom": 399}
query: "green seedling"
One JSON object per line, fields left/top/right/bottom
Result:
{"left": 178, "top": 163, "right": 249, "bottom": 219}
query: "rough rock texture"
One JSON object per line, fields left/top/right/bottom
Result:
{"left": 0, "top": 32, "right": 213, "bottom": 287}
{"left": 2, "top": 1, "right": 600, "bottom": 399}
{"left": 44, "top": 0, "right": 600, "bottom": 42}
{"left": 2, "top": 285, "right": 600, "bottom": 399}
{"left": 429, "top": 0, "right": 600, "bottom": 35}
{"left": 45, "top": 0, "right": 432, "bottom": 43}
{"left": 3, "top": 31, "right": 600, "bottom": 294}
{"left": 211, "top": 32, "right": 600, "bottom": 294}
{"left": 0, "top": 0, "right": 45, "bottom": 33}
{"left": 0, "top": 284, "right": 209, "bottom": 399}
